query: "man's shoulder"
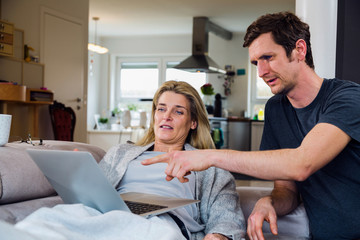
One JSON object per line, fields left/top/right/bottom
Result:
{"left": 323, "top": 78, "right": 360, "bottom": 101}
{"left": 325, "top": 78, "right": 360, "bottom": 90}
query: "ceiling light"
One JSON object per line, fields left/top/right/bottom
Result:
{"left": 88, "top": 17, "right": 108, "bottom": 54}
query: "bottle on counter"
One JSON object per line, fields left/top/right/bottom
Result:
{"left": 258, "top": 108, "right": 264, "bottom": 121}
{"left": 214, "top": 93, "right": 222, "bottom": 117}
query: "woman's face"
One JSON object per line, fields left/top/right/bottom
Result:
{"left": 153, "top": 91, "right": 197, "bottom": 147}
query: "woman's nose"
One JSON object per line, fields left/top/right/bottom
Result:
{"left": 163, "top": 111, "right": 172, "bottom": 120}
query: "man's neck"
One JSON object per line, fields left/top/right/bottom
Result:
{"left": 286, "top": 69, "right": 323, "bottom": 109}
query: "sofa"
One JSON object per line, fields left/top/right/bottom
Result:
{"left": 0, "top": 140, "right": 310, "bottom": 239}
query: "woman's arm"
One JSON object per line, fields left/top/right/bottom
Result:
{"left": 197, "top": 168, "right": 246, "bottom": 240}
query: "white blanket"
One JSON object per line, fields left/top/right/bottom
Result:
{"left": 0, "top": 204, "right": 185, "bottom": 240}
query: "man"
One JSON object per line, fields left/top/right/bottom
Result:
{"left": 142, "top": 12, "right": 360, "bottom": 240}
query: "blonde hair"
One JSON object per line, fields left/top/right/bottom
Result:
{"left": 136, "top": 81, "right": 215, "bottom": 149}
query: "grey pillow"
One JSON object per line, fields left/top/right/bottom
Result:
{"left": 0, "top": 141, "right": 106, "bottom": 204}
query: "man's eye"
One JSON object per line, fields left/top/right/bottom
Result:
{"left": 263, "top": 55, "right": 272, "bottom": 60}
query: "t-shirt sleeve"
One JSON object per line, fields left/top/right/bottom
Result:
{"left": 318, "top": 82, "right": 360, "bottom": 142}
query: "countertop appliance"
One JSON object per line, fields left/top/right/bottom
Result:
{"left": 208, "top": 117, "right": 228, "bottom": 149}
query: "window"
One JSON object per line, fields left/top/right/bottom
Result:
{"left": 166, "top": 61, "right": 206, "bottom": 96}
{"left": 119, "top": 62, "right": 159, "bottom": 99}
{"left": 249, "top": 64, "right": 273, "bottom": 118}
{"left": 114, "top": 57, "right": 206, "bottom": 106}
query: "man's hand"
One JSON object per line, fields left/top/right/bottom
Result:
{"left": 141, "top": 150, "right": 214, "bottom": 182}
{"left": 203, "top": 233, "right": 229, "bottom": 240}
{"left": 247, "top": 196, "right": 278, "bottom": 240}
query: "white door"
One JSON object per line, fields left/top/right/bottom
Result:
{"left": 41, "top": 9, "right": 87, "bottom": 142}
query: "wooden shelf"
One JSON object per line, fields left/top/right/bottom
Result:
{"left": 26, "top": 88, "right": 54, "bottom": 104}
{"left": 0, "top": 84, "right": 26, "bottom": 101}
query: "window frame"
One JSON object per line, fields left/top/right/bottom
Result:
{"left": 110, "top": 55, "right": 207, "bottom": 111}
{"left": 248, "top": 63, "right": 273, "bottom": 118}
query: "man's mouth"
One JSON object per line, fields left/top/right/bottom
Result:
{"left": 266, "top": 77, "right": 277, "bottom": 85}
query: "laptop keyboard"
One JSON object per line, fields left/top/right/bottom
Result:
{"left": 124, "top": 200, "right": 167, "bottom": 215}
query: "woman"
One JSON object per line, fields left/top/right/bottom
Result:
{"left": 99, "top": 81, "right": 245, "bottom": 240}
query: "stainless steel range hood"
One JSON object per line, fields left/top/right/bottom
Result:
{"left": 174, "top": 17, "right": 233, "bottom": 74}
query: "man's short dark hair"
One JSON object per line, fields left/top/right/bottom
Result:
{"left": 243, "top": 11, "right": 314, "bottom": 69}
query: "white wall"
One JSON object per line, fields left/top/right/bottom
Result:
{"left": 2, "top": 0, "right": 89, "bottom": 140}
{"left": 296, "top": 0, "right": 338, "bottom": 79}
{"left": 209, "top": 32, "right": 249, "bottom": 117}
{"left": 2, "top": 0, "right": 88, "bottom": 56}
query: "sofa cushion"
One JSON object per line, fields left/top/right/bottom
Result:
{"left": 0, "top": 196, "right": 63, "bottom": 224}
{"left": 237, "top": 186, "right": 310, "bottom": 238}
{"left": 0, "top": 141, "right": 106, "bottom": 205}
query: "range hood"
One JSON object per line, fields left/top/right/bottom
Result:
{"left": 174, "top": 17, "right": 233, "bottom": 74}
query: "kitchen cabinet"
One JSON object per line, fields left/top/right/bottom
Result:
{"left": 228, "top": 118, "right": 250, "bottom": 151}
{"left": 87, "top": 128, "right": 146, "bottom": 151}
{"left": 250, "top": 121, "right": 264, "bottom": 151}
{"left": 87, "top": 130, "right": 132, "bottom": 151}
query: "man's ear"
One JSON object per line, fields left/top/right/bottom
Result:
{"left": 295, "top": 39, "right": 307, "bottom": 62}
{"left": 191, "top": 120, "right": 197, "bottom": 130}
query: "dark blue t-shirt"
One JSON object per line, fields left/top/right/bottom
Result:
{"left": 260, "top": 78, "right": 360, "bottom": 239}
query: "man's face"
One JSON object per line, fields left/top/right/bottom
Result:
{"left": 248, "top": 32, "right": 299, "bottom": 95}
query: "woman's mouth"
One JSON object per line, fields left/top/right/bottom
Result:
{"left": 160, "top": 125, "right": 173, "bottom": 129}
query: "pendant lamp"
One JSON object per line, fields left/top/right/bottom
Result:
{"left": 88, "top": 17, "right": 108, "bottom": 54}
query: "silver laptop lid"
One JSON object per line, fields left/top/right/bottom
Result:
{"left": 26, "top": 149, "right": 199, "bottom": 217}
{"left": 27, "top": 149, "right": 130, "bottom": 213}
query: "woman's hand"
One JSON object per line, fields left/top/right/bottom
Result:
{"left": 203, "top": 233, "right": 229, "bottom": 240}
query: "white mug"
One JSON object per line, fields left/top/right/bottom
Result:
{"left": 0, "top": 114, "right": 12, "bottom": 146}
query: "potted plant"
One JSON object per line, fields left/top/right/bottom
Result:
{"left": 98, "top": 117, "right": 109, "bottom": 130}
{"left": 200, "top": 83, "right": 215, "bottom": 114}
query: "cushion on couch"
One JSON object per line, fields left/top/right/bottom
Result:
{"left": 0, "top": 141, "right": 106, "bottom": 205}
{"left": 0, "top": 196, "right": 63, "bottom": 224}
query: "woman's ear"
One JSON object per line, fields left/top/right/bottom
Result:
{"left": 191, "top": 120, "right": 197, "bottom": 130}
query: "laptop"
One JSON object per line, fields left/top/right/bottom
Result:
{"left": 26, "top": 149, "right": 199, "bottom": 218}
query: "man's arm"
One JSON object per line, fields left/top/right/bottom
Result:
{"left": 142, "top": 122, "right": 351, "bottom": 182}
{"left": 247, "top": 180, "right": 299, "bottom": 240}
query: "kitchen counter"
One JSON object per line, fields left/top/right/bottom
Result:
{"left": 87, "top": 128, "right": 146, "bottom": 151}
{"left": 227, "top": 116, "right": 252, "bottom": 122}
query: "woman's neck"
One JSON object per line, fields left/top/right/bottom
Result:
{"left": 153, "top": 142, "right": 185, "bottom": 152}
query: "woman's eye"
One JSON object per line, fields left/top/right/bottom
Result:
{"left": 157, "top": 107, "right": 165, "bottom": 112}
{"left": 175, "top": 110, "right": 184, "bottom": 115}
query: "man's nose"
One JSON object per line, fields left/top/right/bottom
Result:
{"left": 257, "top": 61, "right": 269, "bottom": 78}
